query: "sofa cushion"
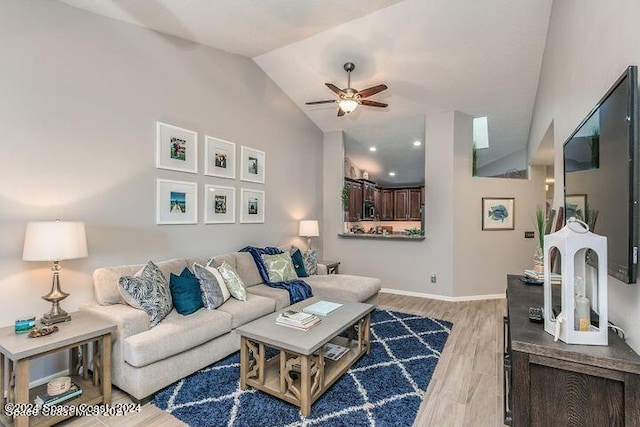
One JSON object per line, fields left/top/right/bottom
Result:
{"left": 217, "top": 294, "right": 275, "bottom": 328}
{"left": 123, "top": 308, "right": 233, "bottom": 368}
{"left": 261, "top": 252, "right": 298, "bottom": 282}
{"left": 93, "top": 258, "right": 189, "bottom": 305}
{"left": 169, "top": 268, "right": 203, "bottom": 316}
{"left": 246, "top": 285, "right": 291, "bottom": 310}
{"left": 234, "top": 252, "right": 263, "bottom": 287}
{"left": 304, "top": 274, "right": 381, "bottom": 303}
{"left": 212, "top": 253, "right": 237, "bottom": 270}
{"left": 118, "top": 261, "right": 173, "bottom": 327}
{"left": 218, "top": 261, "right": 247, "bottom": 301}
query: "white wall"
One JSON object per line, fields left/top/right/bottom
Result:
{"left": 0, "top": 0, "right": 323, "bottom": 381}
{"left": 323, "top": 114, "right": 455, "bottom": 297}
{"left": 527, "top": 0, "right": 640, "bottom": 352}
{"left": 323, "top": 111, "right": 544, "bottom": 299}
{"left": 453, "top": 112, "right": 545, "bottom": 297}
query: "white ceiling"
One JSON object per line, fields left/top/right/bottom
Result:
{"left": 58, "top": 0, "right": 552, "bottom": 166}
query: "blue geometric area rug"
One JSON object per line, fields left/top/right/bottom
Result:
{"left": 153, "top": 309, "right": 453, "bottom": 427}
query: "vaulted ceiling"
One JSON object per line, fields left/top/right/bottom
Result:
{"left": 57, "top": 0, "right": 553, "bottom": 166}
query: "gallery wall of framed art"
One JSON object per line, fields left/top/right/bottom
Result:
{"left": 155, "top": 121, "right": 265, "bottom": 225}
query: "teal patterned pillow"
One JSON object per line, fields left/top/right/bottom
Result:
{"left": 118, "top": 261, "right": 173, "bottom": 327}
{"left": 262, "top": 252, "right": 298, "bottom": 282}
{"left": 302, "top": 249, "right": 319, "bottom": 275}
{"left": 217, "top": 261, "right": 247, "bottom": 301}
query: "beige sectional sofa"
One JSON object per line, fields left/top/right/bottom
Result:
{"left": 81, "top": 250, "right": 381, "bottom": 401}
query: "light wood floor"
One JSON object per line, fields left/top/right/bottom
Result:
{"left": 62, "top": 293, "right": 507, "bottom": 427}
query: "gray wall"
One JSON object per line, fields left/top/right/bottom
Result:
{"left": 0, "top": 0, "right": 323, "bottom": 381}
{"left": 527, "top": 0, "right": 640, "bottom": 352}
{"left": 323, "top": 111, "right": 544, "bottom": 299}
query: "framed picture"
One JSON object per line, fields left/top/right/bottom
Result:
{"left": 240, "top": 146, "right": 265, "bottom": 184}
{"left": 240, "top": 188, "right": 265, "bottom": 223}
{"left": 156, "top": 121, "right": 198, "bottom": 173}
{"left": 482, "top": 197, "right": 515, "bottom": 230}
{"left": 204, "top": 184, "right": 235, "bottom": 224}
{"left": 157, "top": 179, "right": 198, "bottom": 224}
{"left": 565, "top": 194, "right": 587, "bottom": 221}
{"left": 204, "top": 136, "right": 236, "bottom": 179}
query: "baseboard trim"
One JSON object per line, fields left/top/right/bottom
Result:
{"left": 380, "top": 288, "right": 505, "bottom": 302}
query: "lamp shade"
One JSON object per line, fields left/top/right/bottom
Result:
{"left": 23, "top": 221, "right": 88, "bottom": 262}
{"left": 298, "top": 220, "right": 319, "bottom": 237}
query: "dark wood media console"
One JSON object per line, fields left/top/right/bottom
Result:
{"left": 504, "top": 275, "right": 640, "bottom": 426}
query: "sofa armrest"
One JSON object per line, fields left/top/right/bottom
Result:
{"left": 80, "top": 302, "right": 149, "bottom": 341}
{"left": 316, "top": 263, "right": 328, "bottom": 275}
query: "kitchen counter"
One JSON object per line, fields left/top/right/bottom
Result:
{"left": 337, "top": 233, "right": 425, "bottom": 241}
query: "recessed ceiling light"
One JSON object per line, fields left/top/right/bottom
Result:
{"left": 369, "top": 147, "right": 377, "bottom": 152}
{"left": 389, "top": 172, "right": 396, "bottom": 177}
{"left": 413, "top": 140, "right": 422, "bottom": 146}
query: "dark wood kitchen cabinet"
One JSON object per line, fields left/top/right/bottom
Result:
{"left": 374, "top": 187, "right": 382, "bottom": 220}
{"left": 381, "top": 190, "right": 394, "bottom": 220}
{"left": 408, "top": 188, "right": 422, "bottom": 220}
{"left": 393, "top": 190, "right": 408, "bottom": 220}
{"left": 504, "top": 275, "right": 640, "bottom": 426}
{"left": 346, "top": 179, "right": 362, "bottom": 221}
{"left": 362, "top": 180, "right": 375, "bottom": 202}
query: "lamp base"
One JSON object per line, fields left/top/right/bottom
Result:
{"left": 40, "top": 311, "right": 71, "bottom": 326}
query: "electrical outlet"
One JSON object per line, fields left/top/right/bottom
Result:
{"left": 524, "top": 231, "right": 535, "bottom": 239}
{"left": 430, "top": 274, "right": 437, "bottom": 283}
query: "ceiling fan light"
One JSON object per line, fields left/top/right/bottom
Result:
{"left": 338, "top": 99, "right": 358, "bottom": 113}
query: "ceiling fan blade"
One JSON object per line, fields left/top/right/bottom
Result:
{"left": 305, "top": 100, "right": 337, "bottom": 105}
{"left": 358, "top": 84, "right": 388, "bottom": 98}
{"left": 337, "top": 107, "right": 346, "bottom": 117}
{"left": 325, "top": 83, "right": 345, "bottom": 96}
{"left": 360, "top": 99, "right": 388, "bottom": 108}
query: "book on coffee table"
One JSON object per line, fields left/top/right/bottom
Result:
{"left": 303, "top": 301, "right": 343, "bottom": 317}
{"left": 322, "top": 343, "right": 349, "bottom": 361}
{"left": 276, "top": 311, "right": 321, "bottom": 331}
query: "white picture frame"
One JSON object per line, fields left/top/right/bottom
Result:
{"left": 156, "top": 121, "right": 198, "bottom": 174}
{"left": 204, "top": 136, "right": 236, "bottom": 179}
{"left": 240, "top": 146, "right": 265, "bottom": 184}
{"left": 156, "top": 179, "right": 198, "bottom": 225}
{"left": 204, "top": 184, "right": 236, "bottom": 224}
{"left": 240, "top": 188, "right": 265, "bottom": 223}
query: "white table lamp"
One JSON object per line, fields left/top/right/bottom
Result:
{"left": 298, "top": 220, "right": 319, "bottom": 250}
{"left": 23, "top": 220, "right": 88, "bottom": 325}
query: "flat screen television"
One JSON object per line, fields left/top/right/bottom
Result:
{"left": 563, "top": 65, "right": 639, "bottom": 283}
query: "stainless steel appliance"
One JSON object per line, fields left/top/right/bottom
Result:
{"left": 362, "top": 201, "right": 375, "bottom": 220}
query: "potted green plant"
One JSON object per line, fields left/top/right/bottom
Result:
{"left": 534, "top": 206, "right": 547, "bottom": 273}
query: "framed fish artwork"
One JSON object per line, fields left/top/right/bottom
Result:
{"left": 482, "top": 197, "right": 515, "bottom": 230}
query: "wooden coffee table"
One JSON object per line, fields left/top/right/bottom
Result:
{"left": 236, "top": 298, "right": 373, "bottom": 416}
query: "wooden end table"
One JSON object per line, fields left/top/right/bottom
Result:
{"left": 0, "top": 311, "right": 116, "bottom": 427}
{"left": 236, "top": 299, "right": 373, "bottom": 416}
{"left": 319, "top": 260, "right": 340, "bottom": 274}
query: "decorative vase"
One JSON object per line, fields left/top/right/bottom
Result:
{"left": 534, "top": 246, "right": 544, "bottom": 273}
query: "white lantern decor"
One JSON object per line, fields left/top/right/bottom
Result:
{"left": 543, "top": 218, "right": 608, "bottom": 346}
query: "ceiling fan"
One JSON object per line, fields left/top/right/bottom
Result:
{"left": 306, "top": 62, "right": 388, "bottom": 117}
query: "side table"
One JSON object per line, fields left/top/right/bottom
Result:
{"left": 319, "top": 260, "right": 340, "bottom": 275}
{"left": 0, "top": 311, "right": 116, "bottom": 427}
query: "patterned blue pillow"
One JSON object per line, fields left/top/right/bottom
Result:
{"left": 302, "top": 249, "right": 318, "bottom": 275}
{"left": 169, "top": 268, "right": 203, "bottom": 315}
{"left": 290, "top": 248, "right": 308, "bottom": 277}
{"left": 118, "top": 261, "right": 173, "bottom": 327}
{"left": 193, "top": 263, "right": 228, "bottom": 309}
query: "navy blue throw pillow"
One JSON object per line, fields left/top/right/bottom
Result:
{"left": 290, "top": 248, "right": 309, "bottom": 278}
{"left": 170, "top": 267, "right": 204, "bottom": 315}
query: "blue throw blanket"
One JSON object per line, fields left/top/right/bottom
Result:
{"left": 240, "top": 246, "right": 313, "bottom": 304}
